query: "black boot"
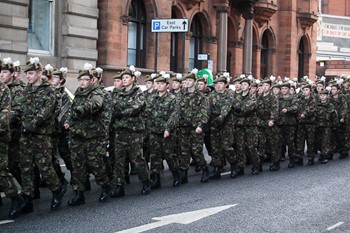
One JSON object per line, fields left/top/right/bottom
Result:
{"left": 61, "top": 178, "right": 69, "bottom": 194}
{"left": 209, "top": 167, "right": 221, "bottom": 179}
{"left": 172, "top": 170, "right": 181, "bottom": 187}
{"left": 230, "top": 164, "right": 238, "bottom": 179}
{"left": 68, "top": 191, "right": 85, "bottom": 206}
{"left": 9, "top": 196, "right": 24, "bottom": 218}
{"left": 180, "top": 169, "right": 188, "bottom": 184}
{"left": 237, "top": 167, "right": 244, "bottom": 176}
{"left": 320, "top": 155, "right": 328, "bottom": 164}
{"left": 51, "top": 186, "right": 64, "bottom": 210}
{"left": 307, "top": 158, "right": 315, "bottom": 165}
{"left": 251, "top": 166, "right": 259, "bottom": 175}
{"left": 21, "top": 195, "right": 33, "bottom": 213}
{"left": 295, "top": 157, "right": 303, "bottom": 166}
{"left": 110, "top": 185, "right": 125, "bottom": 198}
{"left": 141, "top": 181, "right": 151, "bottom": 195}
{"left": 150, "top": 173, "right": 161, "bottom": 189}
{"left": 200, "top": 167, "right": 210, "bottom": 183}
{"left": 269, "top": 162, "right": 280, "bottom": 171}
{"left": 288, "top": 158, "right": 295, "bottom": 168}
{"left": 99, "top": 185, "right": 110, "bottom": 202}
{"left": 258, "top": 162, "right": 263, "bottom": 172}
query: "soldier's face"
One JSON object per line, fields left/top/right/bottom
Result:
{"left": 320, "top": 93, "right": 328, "bottom": 102}
{"left": 157, "top": 81, "right": 168, "bottom": 93}
{"left": 197, "top": 81, "right": 206, "bottom": 91}
{"left": 249, "top": 86, "right": 257, "bottom": 94}
{"left": 262, "top": 83, "right": 271, "bottom": 93}
{"left": 316, "top": 84, "right": 324, "bottom": 92}
{"left": 331, "top": 86, "right": 339, "bottom": 96}
{"left": 49, "top": 75, "right": 61, "bottom": 87}
{"left": 186, "top": 78, "right": 195, "bottom": 88}
{"left": 78, "top": 75, "right": 92, "bottom": 89}
{"left": 302, "top": 87, "right": 311, "bottom": 96}
{"left": 215, "top": 82, "right": 226, "bottom": 92}
{"left": 122, "top": 74, "right": 134, "bottom": 87}
{"left": 172, "top": 81, "right": 180, "bottom": 90}
{"left": 146, "top": 81, "right": 153, "bottom": 90}
{"left": 281, "top": 87, "right": 289, "bottom": 95}
{"left": 26, "top": 70, "right": 42, "bottom": 85}
{"left": 272, "top": 87, "right": 280, "bottom": 95}
{"left": 114, "top": 79, "right": 123, "bottom": 90}
{"left": 241, "top": 82, "right": 250, "bottom": 91}
{"left": 342, "top": 81, "right": 349, "bottom": 89}
{"left": 0, "top": 70, "right": 14, "bottom": 84}
{"left": 14, "top": 71, "right": 22, "bottom": 79}
{"left": 234, "top": 82, "right": 241, "bottom": 91}
{"left": 289, "top": 88, "right": 295, "bottom": 95}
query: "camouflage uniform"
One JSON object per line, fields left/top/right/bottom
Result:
{"left": 315, "top": 98, "right": 338, "bottom": 161}
{"left": 66, "top": 84, "right": 109, "bottom": 191}
{"left": 145, "top": 90, "right": 180, "bottom": 185}
{"left": 7, "top": 77, "right": 24, "bottom": 183}
{"left": 277, "top": 94, "right": 298, "bottom": 165}
{"left": 201, "top": 87, "right": 212, "bottom": 163}
{"left": 111, "top": 85, "right": 150, "bottom": 186}
{"left": 143, "top": 89, "right": 156, "bottom": 163}
{"left": 330, "top": 94, "right": 348, "bottom": 158}
{"left": 296, "top": 94, "right": 316, "bottom": 163}
{"left": 256, "top": 92, "right": 280, "bottom": 169}
{"left": 20, "top": 79, "right": 61, "bottom": 197}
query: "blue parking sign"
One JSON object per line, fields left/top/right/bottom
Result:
{"left": 153, "top": 21, "right": 160, "bottom": 31}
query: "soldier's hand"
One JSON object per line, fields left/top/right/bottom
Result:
{"left": 282, "top": 108, "right": 288, "bottom": 113}
{"left": 268, "top": 120, "right": 274, "bottom": 127}
{"left": 299, "top": 114, "right": 305, "bottom": 119}
{"left": 64, "top": 123, "right": 69, "bottom": 129}
{"left": 164, "top": 130, "right": 170, "bottom": 138}
{"left": 340, "top": 118, "right": 345, "bottom": 123}
{"left": 195, "top": 127, "right": 202, "bottom": 134}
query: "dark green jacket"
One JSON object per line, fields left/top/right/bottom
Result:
{"left": 277, "top": 94, "right": 298, "bottom": 126}
{"left": 7, "top": 77, "right": 24, "bottom": 139}
{"left": 0, "top": 82, "right": 11, "bottom": 142}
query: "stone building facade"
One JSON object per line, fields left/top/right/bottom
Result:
{"left": 0, "top": 0, "right": 319, "bottom": 89}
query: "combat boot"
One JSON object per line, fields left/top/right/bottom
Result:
{"left": 150, "top": 173, "right": 161, "bottom": 189}
{"left": 180, "top": 169, "right": 188, "bottom": 184}
{"left": 172, "top": 170, "right": 181, "bottom": 187}
{"left": 110, "top": 185, "right": 125, "bottom": 198}
{"left": 200, "top": 167, "right": 210, "bottom": 183}
{"left": 21, "top": 195, "right": 33, "bottom": 213}
{"left": 307, "top": 158, "right": 315, "bottom": 165}
{"left": 9, "top": 196, "right": 25, "bottom": 218}
{"left": 230, "top": 164, "right": 238, "bottom": 179}
{"left": 99, "top": 185, "right": 111, "bottom": 202}
{"left": 269, "top": 162, "right": 280, "bottom": 171}
{"left": 68, "top": 191, "right": 85, "bottom": 206}
{"left": 51, "top": 186, "right": 64, "bottom": 210}
{"left": 288, "top": 158, "right": 295, "bottom": 168}
{"left": 295, "top": 157, "right": 304, "bottom": 166}
{"left": 251, "top": 166, "right": 259, "bottom": 175}
{"left": 141, "top": 181, "right": 151, "bottom": 195}
{"left": 320, "top": 155, "right": 328, "bottom": 164}
{"left": 258, "top": 162, "right": 263, "bottom": 172}
{"left": 209, "top": 167, "right": 221, "bottom": 179}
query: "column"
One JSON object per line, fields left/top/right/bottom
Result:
{"left": 216, "top": 6, "right": 230, "bottom": 73}
{"left": 242, "top": 2, "right": 255, "bottom": 74}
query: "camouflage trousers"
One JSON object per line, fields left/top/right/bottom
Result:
{"left": 331, "top": 124, "right": 348, "bottom": 155}
{"left": 259, "top": 126, "right": 281, "bottom": 163}
{"left": 70, "top": 136, "right": 109, "bottom": 191}
{"left": 8, "top": 137, "right": 22, "bottom": 185}
{"left": 316, "top": 127, "right": 332, "bottom": 156}
{"left": 279, "top": 125, "right": 297, "bottom": 159}
{"left": 210, "top": 126, "right": 236, "bottom": 168}
{"left": 20, "top": 134, "right": 61, "bottom": 197}
{"left": 54, "top": 131, "right": 73, "bottom": 173}
{"left": 0, "top": 142, "right": 21, "bottom": 198}
{"left": 179, "top": 127, "right": 208, "bottom": 171}
{"left": 111, "top": 130, "right": 150, "bottom": 186}
{"left": 149, "top": 133, "right": 179, "bottom": 174}
{"left": 296, "top": 124, "right": 315, "bottom": 158}
{"left": 235, "top": 125, "right": 260, "bottom": 167}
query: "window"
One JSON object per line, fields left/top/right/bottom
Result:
{"left": 260, "top": 31, "right": 270, "bottom": 79}
{"left": 28, "top": 0, "right": 54, "bottom": 54}
{"left": 189, "top": 15, "right": 202, "bottom": 70}
{"left": 128, "top": 0, "right": 146, "bottom": 67}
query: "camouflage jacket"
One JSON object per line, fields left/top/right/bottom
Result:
{"left": 201, "top": 87, "right": 212, "bottom": 98}
{"left": 57, "top": 86, "right": 72, "bottom": 129}
{"left": 98, "top": 84, "right": 112, "bottom": 139}
{"left": 316, "top": 100, "right": 339, "bottom": 128}
{"left": 330, "top": 94, "right": 348, "bottom": 122}
{"left": 112, "top": 85, "right": 145, "bottom": 132}
{"left": 256, "top": 92, "right": 279, "bottom": 127}
{"left": 208, "top": 89, "right": 234, "bottom": 130}
{"left": 178, "top": 89, "right": 209, "bottom": 129}
{"left": 66, "top": 84, "right": 105, "bottom": 138}
{"left": 235, "top": 92, "right": 258, "bottom": 126}
{"left": 145, "top": 91, "right": 179, "bottom": 134}
{"left": 277, "top": 94, "right": 298, "bottom": 126}
{"left": 297, "top": 95, "right": 316, "bottom": 124}
{"left": 21, "top": 79, "right": 57, "bottom": 135}
{"left": 0, "top": 82, "right": 11, "bottom": 142}
{"left": 7, "top": 77, "right": 24, "bottom": 139}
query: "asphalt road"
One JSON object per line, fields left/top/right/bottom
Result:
{"left": 1, "top": 154, "right": 350, "bottom": 233}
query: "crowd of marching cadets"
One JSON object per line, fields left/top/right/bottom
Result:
{"left": 0, "top": 56, "right": 350, "bottom": 219}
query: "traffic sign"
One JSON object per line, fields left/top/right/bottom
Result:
{"left": 151, "top": 19, "right": 189, "bottom": 32}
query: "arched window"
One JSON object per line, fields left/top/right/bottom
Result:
{"left": 260, "top": 31, "right": 270, "bottom": 79}
{"left": 189, "top": 15, "right": 203, "bottom": 70}
{"left": 128, "top": 0, "right": 146, "bottom": 67}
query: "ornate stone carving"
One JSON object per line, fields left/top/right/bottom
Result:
{"left": 297, "top": 12, "right": 318, "bottom": 29}
{"left": 254, "top": 1, "right": 278, "bottom": 27}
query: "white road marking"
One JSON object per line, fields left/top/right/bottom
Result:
{"left": 327, "top": 222, "right": 344, "bottom": 231}
{"left": 115, "top": 204, "right": 237, "bottom": 233}
{"left": 0, "top": 220, "right": 14, "bottom": 225}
